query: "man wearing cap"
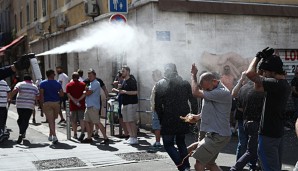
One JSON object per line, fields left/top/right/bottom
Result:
{"left": 81, "top": 68, "right": 108, "bottom": 144}
{"left": 246, "top": 48, "right": 291, "bottom": 171}
{"left": 155, "top": 63, "right": 198, "bottom": 171}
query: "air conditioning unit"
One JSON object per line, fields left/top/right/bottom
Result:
{"left": 56, "top": 13, "right": 67, "bottom": 28}
{"left": 84, "top": 0, "right": 100, "bottom": 17}
{"left": 35, "top": 22, "right": 43, "bottom": 35}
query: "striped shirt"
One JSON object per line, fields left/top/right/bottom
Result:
{"left": 15, "top": 81, "right": 39, "bottom": 110}
{"left": 0, "top": 80, "right": 10, "bottom": 107}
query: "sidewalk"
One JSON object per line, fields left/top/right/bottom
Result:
{"left": 0, "top": 104, "right": 297, "bottom": 171}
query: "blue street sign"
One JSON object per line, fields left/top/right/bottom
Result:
{"left": 109, "top": 0, "right": 128, "bottom": 13}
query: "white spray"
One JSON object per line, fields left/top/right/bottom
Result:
{"left": 36, "top": 22, "right": 148, "bottom": 58}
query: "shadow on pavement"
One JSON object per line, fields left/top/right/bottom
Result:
{"left": 220, "top": 166, "right": 248, "bottom": 171}
{"left": 49, "top": 142, "right": 76, "bottom": 149}
{"left": 0, "top": 139, "right": 16, "bottom": 148}
{"left": 29, "top": 123, "right": 42, "bottom": 126}
{"left": 22, "top": 140, "right": 49, "bottom": 148}
{"left": 93, "top": 143, "right": 119, "bottom": 152}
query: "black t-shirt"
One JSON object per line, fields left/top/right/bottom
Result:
{"left": 122, "top": 76, "right": 138, "bottom": 105}
{"left": 260, "top": 78, "right": 291, "bottom": 138}
{"left": 241, "top": 82, "right": 264, "bottom": 122}
{"left": 291, "top": 77, "right": 298, "bottom": 97}
{"left": 83, "top": 78, "right": 105, "bottom": 87}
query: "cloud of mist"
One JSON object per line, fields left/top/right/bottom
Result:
{"left": 36, "top": 22, "right": 148, "bottom": 58}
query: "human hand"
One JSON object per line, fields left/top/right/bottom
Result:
{"left": 180, "top": 113, "right": 198, "bottom": 123}
{"left": 256, "top": 47, "right": 274, "bottom": 59}
{"left": 119, "top": 90, "right": 126, "bottom": 94}
{"left": 191, "top": 63, "right": 198, "bottom": 76}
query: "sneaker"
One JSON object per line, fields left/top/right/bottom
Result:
{"left": 100, "top": 138, "right": 109, "bottom": 144}
{"left": 17, "top": 135, "right": 23, "bottom": 144}
{"left": 48, "top": 135, "right": 52, "bottom": 141}
{"left": 73, "top": 134, "right": 78, "bottom": 139}
{"left": 152, "top": 142, "right": 162, "bottom": 148}
{"left": 78, "top": 133, "right": 85, "bottom": 141}
{"left": 52, "top": 136, "right": 58, "bottom": 144}
{"left": 32, "top": 118, "right": 36, "bottom": 124}
{"left": 58, "top": 119, "right": 66, "bottom": 124}
{"left": 128, "top": 138, "right": 139, "bottom": 145}
{"left": 80, "top": 138, "right": 93, "bottom": 144}
{"left": 124, "top": 137, "right": 132, "bottom": 144}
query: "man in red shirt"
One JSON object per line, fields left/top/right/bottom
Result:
{"left": 66, "top": 72, "right": 86, "bottom": 140}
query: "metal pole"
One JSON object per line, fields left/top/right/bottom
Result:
{"left": 66, "top": 100, "right": 71, "bottom": 140}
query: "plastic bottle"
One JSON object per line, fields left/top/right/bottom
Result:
{"left": 28, "top": 53, "right": 42, "bottom": 80}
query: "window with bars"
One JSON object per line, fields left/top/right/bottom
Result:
{"left": 42, "top": 0, "right": 47, "bottom": 17}
{"left": 33, "top": 0, "right": 37, "bottom": 21}
{"left": 26, "top": 3, "right": 30, "bottom": 25}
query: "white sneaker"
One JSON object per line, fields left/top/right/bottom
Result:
{"left": 128, "top": 138, "right": 139, "bottom": 145}
{"left": 48, "top": 135, "right": 52, "bottom": 141}
{"left": 52, "top": 136, "right": 58, "bottom": 144}
{"left": 124, "top": 137, "right": 132, "bottom": 144}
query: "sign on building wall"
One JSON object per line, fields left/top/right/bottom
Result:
{"left": 156, "top": 31, "right": 171, "bottom": 41}
{"left": 276, "top": 49, "right": 298, "bottom": 78}
{"left": 109, "top": 0, "right": 128, "bottom": 13}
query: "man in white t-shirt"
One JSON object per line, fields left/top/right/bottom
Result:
{"left": 56, "top": 66, "right": 69, "bottom": 124}
{"left": 11, "top": 75, "right": 39, "bottom": 144}
{"left": 0, "top": 79, "right": 10, "bottom": 143}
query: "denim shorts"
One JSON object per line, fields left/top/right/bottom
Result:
{"left": 152, "top": 112, "right": 161, "bottom": 130}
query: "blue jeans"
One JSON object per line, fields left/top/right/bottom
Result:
{"left": 258, "top": 135, "right": 283, "bottom": 171}
{"left": 231, "top": 121, "right": 259, "bottom": 171}
{"left": 162, "top": 134, "right": 190, "bottom": 171}
{"left": 236, "top": 119, "right": 248, "bottom": 161}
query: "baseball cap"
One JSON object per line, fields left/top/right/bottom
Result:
{"left": 260, "top": 55, "right": 284, "bottom": 73}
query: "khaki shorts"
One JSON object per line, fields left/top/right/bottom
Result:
{"left": 43, "top": 102, "right": 60, "bottom": 119}
{"left": 71, "top": 110, "right": 85, "bottom": 121}
{"left": 192, "top": 132, "right": 230, "bottom": 165}
{"left": 84, "top": 107, "right": 100, "bottom": 124}
{"left": 121, "top": 104, "right": 138, "bottom": 122}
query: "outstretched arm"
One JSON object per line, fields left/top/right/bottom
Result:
{"left": 191, "top": 63, "right": 204, "bottom": 98}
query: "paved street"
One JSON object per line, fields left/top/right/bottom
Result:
{"left": 0, "top": 104, "right": 297, "bottom": 171}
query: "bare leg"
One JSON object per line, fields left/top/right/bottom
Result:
{"left": 85, "top": 121, "right": 93, "bottom": 139}
{"left": 194, "top": 160, "right": 205, "bottom": 171}
{"left": 119, "top": 118, "right": 129, "bottom": 135}
{"left": 47, "top": 114, "right": 56, "bottom": 136}
{"left": 97, "top": 121, "right": 108, "bottom": 139}
{"left": 129, "top": 121, "right": 137, "bottom": 138}
{"left": 206, "top": 163, "right": 223, "bottom": 171}
{"left": 125, "top": 122, "right": 132, "bottom": 137}
{"left": 79, "top": 119, "right": 85, "bottom": 134}
{"left": 155, "top": 130, "right": 161, "bottom": 142}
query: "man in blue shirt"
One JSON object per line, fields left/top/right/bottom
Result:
{"left": 40, "top": 69, "right": 64, "bottom": 144}
{"left": 80, "top": 69, "right": 108, "bottom": 144}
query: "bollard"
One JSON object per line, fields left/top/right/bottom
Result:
{"left": 66, "top": 100, "right": 71, "bottom": 140}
